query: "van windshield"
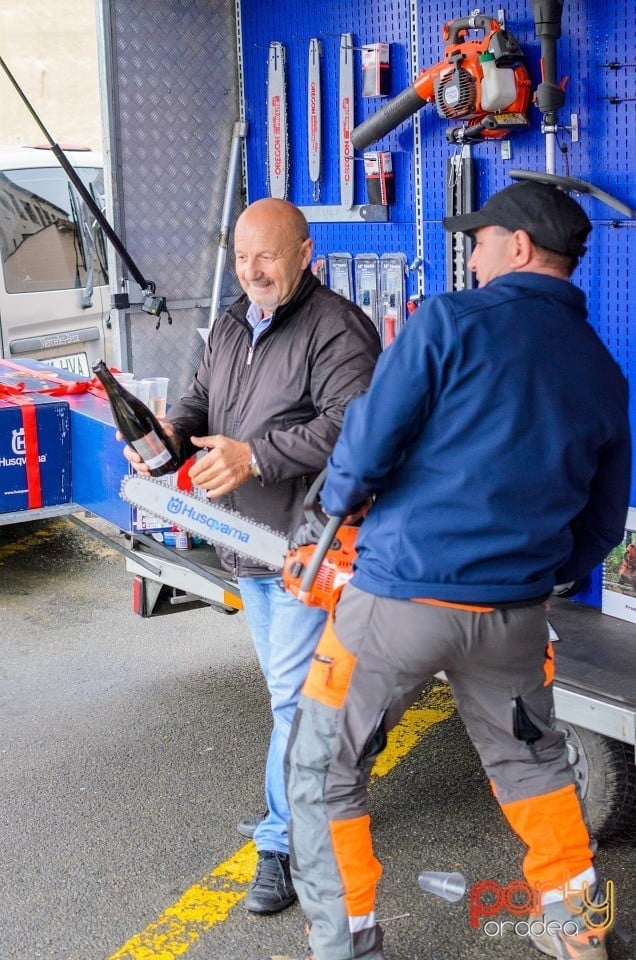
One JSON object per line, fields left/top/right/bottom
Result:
{"left": 0, "top": 165, "right": 108, "bottom": 294}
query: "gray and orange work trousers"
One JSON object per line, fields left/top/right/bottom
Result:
{"left": 286, "top": 584, "right": 594, "bottom": 960}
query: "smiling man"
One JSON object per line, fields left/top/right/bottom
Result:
{"left": 121, "top": 197, "right": 381, "bottom": 915}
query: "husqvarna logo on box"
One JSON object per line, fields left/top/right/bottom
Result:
{"left": 12, "top": 428, "right": 26, "bottom": 455}
{"left": 0, "top": 427, "right": 46, "bottom": 467}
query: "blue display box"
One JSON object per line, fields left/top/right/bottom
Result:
{"left": 0, "top": 358, "right": 174, "bottom": 530}
{"left": 68, "top": 393, "right": 132, "bottom": 528}
{"left": 0, "top": 395, "right": 72, "bottom": 514}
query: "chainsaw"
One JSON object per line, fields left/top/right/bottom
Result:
{"left": 350, "top": 13, "right": 532, "bottom": 150}
{"left": 121, "top": 471, "right": 360, "bottom": 611}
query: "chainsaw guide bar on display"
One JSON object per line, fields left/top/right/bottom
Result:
{"left": 339, "top": 32, "right": 355, "bottom": 209}
{"left": 267, "top": 40, "right": 289, "bottom": 199}
{"left": 307, "top": 37, "right": 322, "bottom": 201}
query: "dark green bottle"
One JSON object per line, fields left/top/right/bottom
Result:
{"left": 92, "top": 360, "right": 180, "bottom": 477}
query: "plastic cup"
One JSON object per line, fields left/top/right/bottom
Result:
{"left": 417, "top": 871, "right": 466, "bottom": 903}
{"left": 144, "top": 377, "right": 169, "bottom": 418}
{"left": 128, "top": 378, "right": 151, "bottom": 404}
{"left": 113, "top": 371, "right": 134, "bottom": 384}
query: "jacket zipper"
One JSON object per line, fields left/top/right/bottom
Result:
{"left": 231, "top": 337, "right": 256, "bottom": 575}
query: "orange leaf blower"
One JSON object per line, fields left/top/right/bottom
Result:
{"left": 350, "top": 13, "right": 532, "bottom": 150}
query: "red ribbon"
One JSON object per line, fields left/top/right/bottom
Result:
{"left": 0, "top": 359, "right": 106, "bottom": 398}
{"left": 0, "top": 387, "right": 43, "bottom": 509}
{"left": 176, "top": 455, "right": 195, "bottom": 492}
{"left": 0, "top": 382, "right": 27, "bottom": 400}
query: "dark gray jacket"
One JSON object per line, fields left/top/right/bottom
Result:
{"left": 167, "top": 269, "right": 381, "bottom": 576}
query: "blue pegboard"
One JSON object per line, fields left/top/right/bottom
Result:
{"left": 239, "top": 0, "right": 419, "bottom": 287}
{"left": 239, "top": 0, "right": 636, "bottom": 607}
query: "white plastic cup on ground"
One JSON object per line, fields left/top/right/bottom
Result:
{"left": 144, "top": 377, "right": 170, "bottom": 418}
{"left": 417, "top": 871, "right": 466, "bottom": 902}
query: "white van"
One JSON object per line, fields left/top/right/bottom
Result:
{"left": 0, "top": 145, "right": 109, "bottom": 377}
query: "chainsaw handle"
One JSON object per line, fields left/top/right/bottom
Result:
{"left": 445, "top": 14, "right": 499, "bottom": 45}
{"left": 298, "top": 513, "right": 344, "bottom": 602}
{"left": 296, "top": 468, "right": 343, "bottom": 601}
{"left": 350, "top": 84, "right": 424, "bottom": 151}
{"left": 301, "top": 468, "right": 331, "bottom": 532}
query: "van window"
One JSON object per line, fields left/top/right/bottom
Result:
{"left": 0, "top": 166, "right": 108, "bottom": 294}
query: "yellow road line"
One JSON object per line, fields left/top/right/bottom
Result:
{"left": 106, "top": 681, "right": 455, "bottom": 960}
{"left": 108, "top": 846, "right": 259, "bottom": 960}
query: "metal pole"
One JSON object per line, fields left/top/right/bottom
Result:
{"left": 208, "top": 120, "right": 248, "bottom": 329}
{"left": 530, "top": 1, "right": 565, "bottom": 175}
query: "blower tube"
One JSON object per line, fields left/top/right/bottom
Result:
{"left": 350, "top": 85, "right": 424, "bottom": 151}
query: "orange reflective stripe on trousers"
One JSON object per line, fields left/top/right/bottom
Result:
{"left": 500, "top": 782, "right": 594, "bottom": 890}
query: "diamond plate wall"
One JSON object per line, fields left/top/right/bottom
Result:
{"left": 100, "top": 0, "right": 242, "bottom": 397}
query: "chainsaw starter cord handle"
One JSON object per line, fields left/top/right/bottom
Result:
{"left": 351, "top": 84, "right": 424, "bottom": 151}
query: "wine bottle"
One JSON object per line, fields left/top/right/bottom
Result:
{"left": 92, "top": 360, "right": 180, "bottom": 477}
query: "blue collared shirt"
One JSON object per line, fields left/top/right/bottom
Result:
{"left": 246, "top": 302, "right": 273, "bottom": 345}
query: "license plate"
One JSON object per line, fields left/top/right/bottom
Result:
{"left": 41, "top": 352, "right": 90, "bottom": 378}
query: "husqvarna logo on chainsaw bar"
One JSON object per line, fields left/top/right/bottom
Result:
{"left": 166, "top": 494, "right": 250, "bottom": 543}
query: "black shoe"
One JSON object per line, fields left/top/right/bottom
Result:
{"left": 237, "top": 810, "right": 268, "bottom": 839}
{"left": 244, "top": 851, "right": 297, "bottom": 914}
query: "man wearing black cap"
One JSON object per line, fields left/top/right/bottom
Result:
{"left": 278, "top": 181, "right": 631, "bottom": 960}
{"left": 449, "top": 178, "right": 593, "bottom": 266}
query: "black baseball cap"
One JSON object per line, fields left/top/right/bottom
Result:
{"left": 442, "top": 180, "right": 592, "bottom": 258}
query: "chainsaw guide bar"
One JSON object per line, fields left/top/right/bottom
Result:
{"left": 121, "top": 475, "right": 288, "bottom": 571}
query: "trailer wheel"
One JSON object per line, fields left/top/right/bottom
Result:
{"left": 556, "top": 721, "right": 636, "bottom": 842}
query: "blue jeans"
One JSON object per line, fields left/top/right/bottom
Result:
{"left": 237, "top": 575, "right": 327, "bottom": 855}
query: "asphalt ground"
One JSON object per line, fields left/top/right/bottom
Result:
{"left": 1, "top": 516, "right": 634, "bottom": 960}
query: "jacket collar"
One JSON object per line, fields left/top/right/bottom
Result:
{"left": 489, "top": 271, "right": 586, "bottom": 308}
{"left": 228, "top": 268, "right": 320, "bottom": 328}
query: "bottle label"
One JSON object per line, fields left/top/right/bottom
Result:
{"left": 131, "top": 431, "right": 173, "bottom": 469}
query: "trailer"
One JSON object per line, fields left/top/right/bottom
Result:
{"left": 1, "top": 0, "right": 634, "bottom": 839}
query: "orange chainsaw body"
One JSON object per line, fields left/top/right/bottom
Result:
{"left": 282, "top": 523, "right": 359, "bottom": 610}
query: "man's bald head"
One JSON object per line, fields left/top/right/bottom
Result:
{"left": 236, "top": 198, "right": 309, "bottom": 240}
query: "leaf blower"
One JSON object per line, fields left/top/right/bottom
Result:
{"left": 350, "top": 14, "right": 532, "bottom": 151}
